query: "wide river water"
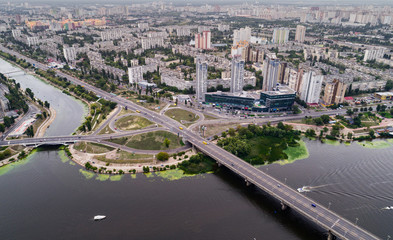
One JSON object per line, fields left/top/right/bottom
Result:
{"left": 0, "top": 58, "right": 392, "bottom": 240}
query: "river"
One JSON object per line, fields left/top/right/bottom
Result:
{"left": 0, "top": 58, "right": 87, "bottom": 136}
{"left": 0, "top": 59, "right": 392, "bottom": 239}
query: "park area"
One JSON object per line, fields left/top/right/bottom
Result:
{"left": 165, "top": 108, "right": 199, "bottom": 126}
{"left": 94, "top": 151, "right": 155, "bottom": 164}
{"left": 114, "top": 115, "right": 153, "bottom": 131}
{"left": 74, "top": 141, "right": 115, "bottom": 154}
{"left": 106, "top": 130, "right": 184, "bottom": 150}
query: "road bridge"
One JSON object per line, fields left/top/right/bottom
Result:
{"left": 0, "top": 44, "right": 381, "bottom": 240}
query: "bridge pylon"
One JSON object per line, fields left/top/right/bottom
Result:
{"left": 245, "top": 179, "right": 251, "bottom": 187}
{"left": 327, "top": 230, "right": 335, "bottom": 240}
{"left": 280, "top": 201, "right": 288, "bottom": 211}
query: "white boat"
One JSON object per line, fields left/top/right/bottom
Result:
{"left": 94, "top": 215, "right": 106, "bottom": 221}
{"left": 382, "top": 206, "right": 393, "bottom": 210}
{"left": 297, "top": 186, "right": 311, "bottom": 193}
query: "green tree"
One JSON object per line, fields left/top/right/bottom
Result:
{"left": 385, "top": 80, "right": 393, "bottom": 91}
{"left": 228, "top": 128, "right": 236, "bottom": 137}
{"left": 156, "top": 152, "right": 169, "bottom": 161}
{"left": 163, "top": 138, "right": 171, "bottom": 148}
{"left": 320, "top": 115, "right": 330, "bottom": 124}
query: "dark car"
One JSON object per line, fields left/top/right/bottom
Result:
{"left": 311, "top": 203, "right": 316, "bottom": 208}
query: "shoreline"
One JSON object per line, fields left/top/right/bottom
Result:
{"left": 0, "top": 55, "right": 91, "bottom": 131}
{"left": 35, "top": 107, "right": 57, "bottom": 137}
{"left": 68, "top": 143, "right": 196, "bottom": 174}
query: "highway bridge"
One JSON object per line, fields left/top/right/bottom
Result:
{"left": 0, "top": 45, "right": 381, "bottom": 240}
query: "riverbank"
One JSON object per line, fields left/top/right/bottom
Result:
{"left": 68, "top": 143, "right": 197, "bottom": 174}
{"left": 35, "top": 107, "right": 56, "bottom": 137}
{"left": 0, "top": 55, "right": 90, "bottom": 133}
{"left": 0, "top": 147, "right": 34, "bottom": 170}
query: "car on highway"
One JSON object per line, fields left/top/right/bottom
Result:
{"left": 311, "top": 203, "right": 316, "bottom": 208}
{"left": 136, "top": 110, "right": 141, "bottom": 113}
{"left": 203, "top": 141, "right": 208, "bottom": 145}
{"left": 179, "top": 127, "right": 183, "bottom": 130}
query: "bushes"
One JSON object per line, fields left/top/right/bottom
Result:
{"left": 178, "top": 153, "right": 216, "bottom": 174}
{"left": 156, "top": 152, "right": 169, "bottom": 161}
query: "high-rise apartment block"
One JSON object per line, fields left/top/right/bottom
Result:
{"left": 196, "top": 57, "right": 208, "bottom": 102}
{"left": 295, "top": 25, "right": 306, "bottom": 43}
{"left": 299, "top": 71, "right": 323, "bottom": 104}
{"left": 128, "top": 66, "right": 143, "bottom": 84}
{"left": 233, "top": 27, "right": 251, "bottom": 46}
{"left": 323, "top": 79, "right": 348, "bottom": 105}
{"left": 141, "top": 37, "right": 164, "bottom": 50}
{"left": 195, "top": 31, "right": 211, "bottom": 50}
{"left": 363, "top": 47, "right": 386, "bottom": 62}
{"left": 12, "top": 29, "right": 21, "bottom": 38}
{"left": 230, "top": 56, "right": 245, "bottom": 93}
{"left": 63, "top": 46, "right": 77, "bottom": 62}
{"left": 262, "top": 54, "right": 280, "bottom": 92}
{"left": 272, "top": 28, "right": 289, "bottom": 44}
{"left": 27, "top": 37, "right": 39, "bottom": 46}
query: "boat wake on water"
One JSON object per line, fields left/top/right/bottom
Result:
{"left": 297, "top": 184, "right": 333, "bottom": 193}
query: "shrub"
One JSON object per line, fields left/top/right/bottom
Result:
{"left": 157, "top": 152, "right": 170, "bottom": 161}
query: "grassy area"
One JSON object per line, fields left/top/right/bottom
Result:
{"left": 130, "top": 98, "right": 166, "bottom": 112}
{"left": 198, "top": 123, "right": 239, "bottom": 137}
{"left": 115, "top": 115, "right": 153, "bottom": 131}
{"left": 244, "top": 136, "right": 290, "bottom": 163}
{"left": 107, "top": 130, "right": 184, "bottom": 150}
{"left": 95, "top": 151, "right": 154, "bottom": 164}
{"left": 118, "top": 108, "right": 134, "bottom": 116}
{"left": 74, "top": 142, "right": 115, "bottom": 154}
{"left": 203, "top": 114, "right": 218, "bottom": 120}
{"left": 165, "top": 108, "right": 199, "bottom": 125}
{"left": 98, "top": 125, "right": 115, "bottom": 135}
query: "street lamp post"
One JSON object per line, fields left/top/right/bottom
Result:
{"left": 328, "top": 202, "right": 331, "bottom": 210}
{"left": 387, "top": 235, "right": 391, "bottom": 240}
{"left": 285, "top": 178, "right": 287, "bottom": 184}
{"left": 355, "top": 217, "right": 359, "bottom": 225}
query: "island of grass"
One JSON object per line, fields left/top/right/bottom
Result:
{"left": 106, "top": 130, "right": 184, "bottom": 150}
{"left": 217, "top": 123, "right": 306, "bottom": 165}
{"left": 74, "top": 141, "right": 115, "bottom": 154}
{"left": 165, "top": 108, "right": 199, "bottom": 126}
{"left": 114, "top": 115, "right": 153, "bottom": 131}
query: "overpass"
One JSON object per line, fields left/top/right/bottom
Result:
{"left": 0, "top": 45, "right": 381, "bottom": 240}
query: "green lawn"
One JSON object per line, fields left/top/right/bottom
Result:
{"left": 98, "top": 125, "right": 115, "bottom": 135}
{"left": 203, "top": 114, "right": 218, "bottom": 120}
{"left": 74, "top": 142, "right": 115, "bottom": 154}
{"left": 106, "top": 130, "right": 184, "bottom": 150}
{"left": 165, "top": 108, "right": 199, "bottom": 124}
{"left": 95, "top": 151, "right": 154, "bottom": 164}
{"left": 115, "top": 115, "right": 153, "bottom": 131}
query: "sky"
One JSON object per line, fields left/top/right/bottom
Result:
{"left": 1, "top": 0, "right": 393, "bottom": 6}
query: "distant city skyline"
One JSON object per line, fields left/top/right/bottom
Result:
{"left": 1, "top": 0, "right": 393, "bottom": 6}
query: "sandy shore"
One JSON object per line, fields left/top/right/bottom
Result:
{"left": 35, "top": 107, "right": 56, "bottom": 137}
{"left": 68, "top": 144, "right": 195, "bottom": 173}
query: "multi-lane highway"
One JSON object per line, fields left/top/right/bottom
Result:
{"left": 0, "top": 45, "right": 381, "bottom": 240}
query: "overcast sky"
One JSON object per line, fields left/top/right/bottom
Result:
{"left": 1, "top": 0, "right": 393, "bottom": 6}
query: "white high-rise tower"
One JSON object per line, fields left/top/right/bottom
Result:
{"left": 196, "top": 57, "right": 208, "bottom": 102}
